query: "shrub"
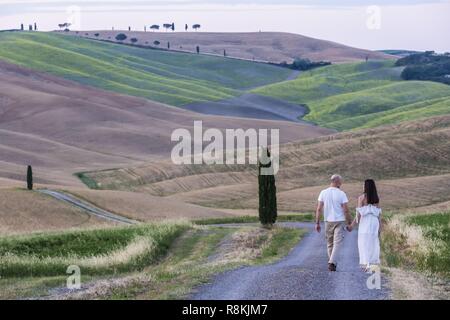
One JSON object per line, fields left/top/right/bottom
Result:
{"left": 130, "top": 38, "right": 138, "bottom": 43}
{"left": 280, "top": 58, "right": 331, "bottom": 71}
{"left": 115, "top": 33, "right": 127, "bottom": 41}
{"left": 396, "top": 52, "right": 450, "bottom": 85}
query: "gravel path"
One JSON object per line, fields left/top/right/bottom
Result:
{"left": 38, "top": 189, "right": 139, "bottom": 225}
{"left": 191, "top": 222, "right": 390, "bottom": 300}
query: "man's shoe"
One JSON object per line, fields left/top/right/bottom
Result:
{"left": 328, "top": 263, "right": 336, "bottom": 271}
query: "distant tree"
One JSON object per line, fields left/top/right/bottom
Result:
{"left": 283, "top": 58, "right": 331, "bottom": 71}
{"left": 185, "top": 24, "right": 188, "bottom": 31}
{"left": 167, "top": 42, "right": 170, "bottom": 49}
{"left": 258, "top": 148, "right": 277, "bottom": 227}
{"left": 115, "top": 33, "right": 127, "bottom": 41}
{"left": 27, "top": 165, "right": 33, "bottom": 191}
{"left": 365, "top": 55, "right": 369, "bottom": 62}
{"left": 34, "top": 23, "right": 37, "bottom": 31}
{"left": 58, "top": 23, "right": 71, "bottom": 30}
{"left": 171, "top": 23, "right": 175, "bottom": 31}
{"left": 153, "top": 40, "right": 160, "bottom": 46}
{"left": 130, "top": 37, "right": 138, "bottom": 44}
{"left": 29, "top": 25, "right": 33, "bottom": 31}
{"left": 192, "top": 24, "right": 201, "bottom": 31}
{"left": 128, "top": 26, "right": 131, "bottom": 31}
{"left": 150, "top": 24, "right": 160, "bottom": 32}
{"left": 196, "top": 45, "right": 200, "bottom": 54}
{"left": 21, "top": 23, "right": 24, "bottom": 31}
{"left": 163, "top": 23, "right": 172, "bottom": 31}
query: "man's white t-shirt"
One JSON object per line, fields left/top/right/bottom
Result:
{"left": 318, "top": 187, "right": 349, "bottom": 222}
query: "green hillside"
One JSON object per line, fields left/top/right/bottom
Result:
{"left": 0, "top": 32, "right": 291, "bottom": 106}
{"left": 253, "top": 60, "right": 450, "bottom": 130}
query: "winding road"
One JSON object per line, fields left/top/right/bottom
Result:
{"left": 38, "top": 189, "right": 139, "bottom": 225}
{"left": 191, "top": 222, "right": 390, "bottom": 300}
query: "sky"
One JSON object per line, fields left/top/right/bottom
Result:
{"left": 1, "top": 0, "right": 449, "bottom": 52}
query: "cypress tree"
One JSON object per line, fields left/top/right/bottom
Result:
{"left": 27, "top": 165, "right": 33, "bottom": 190}
{"left": 258, "top": 148, "right": 277, "bottom": 226}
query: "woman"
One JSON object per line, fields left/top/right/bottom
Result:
{"left": 351, "top": 179, "right": 381, "bottom": 271}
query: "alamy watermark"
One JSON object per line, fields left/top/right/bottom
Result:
{"left": 66, "top": 5, "right": 82, "bottom": 30}
{"left": 366, "top": 5, "right": 382, "bottom": 30}
{"left": 366, "top": 265, "right": 381, "bottom": 290}
{"left": 171, "top": 121, "right": 279, "bottom": 175}
{"left": 66, "top": 265, "right": 81, "bottom": 290}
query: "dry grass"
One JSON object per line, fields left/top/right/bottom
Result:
{"left": 86, "top": 115, "right": 450, "bottom": 212}
{"left": 64, "top": 188, "right": 234, "bottom": 221}
{"left": 401, "top": 200, "right": 450, "bottom": 215}
{"left": 45, "top": 274, "right": 153, "bottom": 300}
{"left": 209, "top": 228, "right": 270, "bottom": 264}
{"left": 0, "top": 189, "right": 112, "bottom": 235}
{"left": 387, "top": 267, "right": 449, "bottom": 300}
{"left": 66, "top": 31, "right": 393, "bottom": 64}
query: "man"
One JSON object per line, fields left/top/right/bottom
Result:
{"left": 315, "top": 174, "right": 353, "bottom": 271}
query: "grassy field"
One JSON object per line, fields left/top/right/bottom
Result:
{"left": 406, "top": 213, "right": 449, "bottom": 275}
{"left": 253, "top": 60, "right": 450, "bottom": 130}
{"left": 0, "top": 32, "right": 291, "bottom": 106}
{"left": 382, "top": 211, "right": 450, "bottom": 279}
{"left": 0, "top": 221, "right": 304, "bottom": 299}
{"left": 0, "top": 221, "right": 189, "bottom": 277}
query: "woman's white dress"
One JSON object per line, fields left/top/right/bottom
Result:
{"left": 357, "top": 204, "right": 381, "bottom": 266}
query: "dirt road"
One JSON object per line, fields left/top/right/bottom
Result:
{"left": 191, "top": 222, "right": 390, "bottom": 300}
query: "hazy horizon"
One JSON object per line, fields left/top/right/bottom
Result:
{"left": 1, "top": 0, "right": 449, "bottom": 52}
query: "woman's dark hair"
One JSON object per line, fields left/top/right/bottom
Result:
{"left": 364, "top": 179, "right": 379, "bottom": 205}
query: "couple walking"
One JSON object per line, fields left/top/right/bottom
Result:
{"left": 315, "top": 174, "right": 381, "bottom": 272}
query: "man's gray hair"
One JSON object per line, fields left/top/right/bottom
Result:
{"left": 330, "top": 174, "right": 342, "bottom": 182}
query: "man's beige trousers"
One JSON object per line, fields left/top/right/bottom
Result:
{"left": 325, "top": 221, "right": 345, "bottom": 264}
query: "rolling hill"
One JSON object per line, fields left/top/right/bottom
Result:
{"left": 0, "top": 60, "right": 332, "bottom": 186}
{"left": 0, "top": 32, "right": 292, "bottom": 106}
{"left": 68, "top": 31, "right": 393, "bottom": 64}
{"left": 0, "top": 188, "right": 113, "bottom": 235}
{"left": 81, "top": 115, "right": 450, "bottom": 212}
{"left": 253, "top": 60, "right": 450, "bottom": 130}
